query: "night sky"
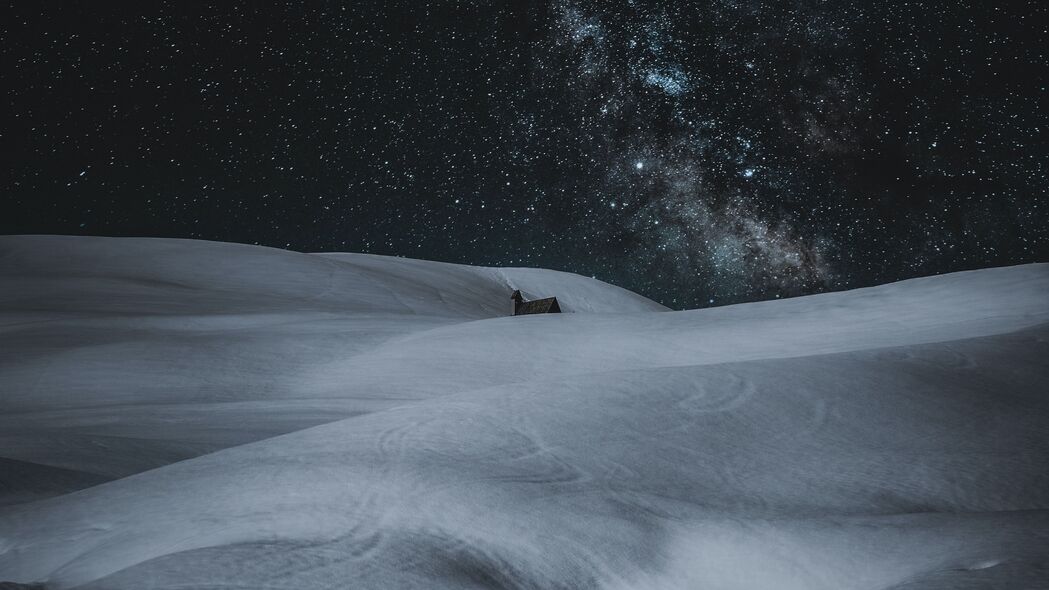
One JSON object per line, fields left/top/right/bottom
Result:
{"left": 2, "top": 2, "right": 1046, "bottom": 309}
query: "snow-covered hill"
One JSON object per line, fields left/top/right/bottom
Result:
{"left": 0, "top": 236, "right": 666, "bottom": 495}
{"left": 1, "top": 236, "right": 1047, "bottom": 589}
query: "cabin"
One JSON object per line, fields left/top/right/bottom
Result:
{"left": 510, "top": 290, "right": 561, "bottom": 316}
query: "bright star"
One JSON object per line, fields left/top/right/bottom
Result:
{"left": 635, "top": 161, "right": 644, "bottom": 170}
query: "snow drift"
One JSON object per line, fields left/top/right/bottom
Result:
{"left": 0, "top": 235, "right": 1047, "bottom": 589}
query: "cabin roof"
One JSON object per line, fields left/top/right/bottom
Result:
{"left": 516, "top": 297, "right": 560, "bottom": 315}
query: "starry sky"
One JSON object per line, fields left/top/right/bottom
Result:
{"left": 2, "top": 1, "right": 1047, "bottom": 308}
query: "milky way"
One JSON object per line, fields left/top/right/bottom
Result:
{"left": 547, "top": 0, "right": 834, "bottom": 301}
{"left": 2, "top": 1, "right": 1046, "bottom": 308}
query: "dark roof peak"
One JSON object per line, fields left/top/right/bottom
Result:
{"left": 515, "top": 296, "right": 561, "bottom": 315}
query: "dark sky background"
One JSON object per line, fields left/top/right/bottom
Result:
{"left": 2, "top": 1, "right": 1046, "bottom": 309}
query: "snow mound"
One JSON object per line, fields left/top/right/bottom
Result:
{"left": 0, "top": 235, "right": 665, "bottom": 318}
{"left": 0, "top": 236, "right": 664, "bottom": 495}
{"left": 0, "top": 236, "right": 1047, "bottom": 589}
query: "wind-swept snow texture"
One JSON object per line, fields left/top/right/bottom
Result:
{"left": 1, "top": 236, "right": 1047, "bottom": 589}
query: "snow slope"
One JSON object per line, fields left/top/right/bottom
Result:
{"left": 0, "top": 236, "right": 665, "bottom": 497}
{"left": 1, "top": 236, "right": 1047, "bottom": 589}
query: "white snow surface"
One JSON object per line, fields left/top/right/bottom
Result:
{"left": 1, "top": 235, "right": 1047, "bottom": 589}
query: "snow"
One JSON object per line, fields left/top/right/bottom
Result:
{"left": 1, "top": 235, "right": 1047, "bottom": 589}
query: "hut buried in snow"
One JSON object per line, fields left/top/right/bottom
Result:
{"left": 510, "top": 290, "right": 561, "bottom": 316}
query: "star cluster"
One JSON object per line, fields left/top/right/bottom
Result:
{"left": 2, "top": 1, "right": 1046, "bottom": 308}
